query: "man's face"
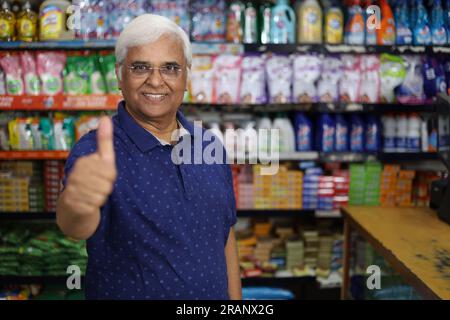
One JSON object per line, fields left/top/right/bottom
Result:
{"left": 117, "top": 34, "right": 188, "bottom": 122}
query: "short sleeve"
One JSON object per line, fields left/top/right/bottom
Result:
{"left": 224, "top": 163, "right": 237, "bottom": 228}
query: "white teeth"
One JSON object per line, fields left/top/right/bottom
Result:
{"left": 144, "top": 94, "right": 166, "bottom": 98}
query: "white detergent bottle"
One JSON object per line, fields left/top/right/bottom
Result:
{"left": 243, "top": 121, "right": 258, "bottom": 157}
{"left": 257, "top": 114, "right": 272, "bottom": 155}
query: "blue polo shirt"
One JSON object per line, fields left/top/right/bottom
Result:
{"left": 62, "top": 101, "right": 237, "bottom": 300}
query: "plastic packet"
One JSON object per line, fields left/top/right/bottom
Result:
{"left": 380, "top": 54, "right": 406, "bottom": 103}
{"left": 150, "top": 0, "right": 190, "bottom": 34}
{"left": 190, "top": 55, "right": 214, "bottom": 103}
{"left": 37, "top": 52, "right": 66, "bottom": 96}
{"left": 90, "top": 55, "right": 106, "bottom": 94}
{"left": 0, "top": 116, "right": 10, "bottom": 150}
{"left": 266, "top": 54, "right": 292, "bottom": 103}
{"left": 53, "top": 116, "right": 74, "bottom": 150}
{"left": 64, "top": 56, "right": 91, "bottom": 95}
{"left": 396, "top": 55, "right": 424, "bottom": 104}
{"left": 293, "top": 54, "right": 321, "bottom": 103}
{"left": 318, "top": 55, "right": 342, "bottom": 103}
{"left": 39, "top": 118, "right": 54, "bottom": 150}
{"left": 0, "top": 67, "right": 5, "bottom": 94}
{"left": 7, "top": 119, "right": 19, "bottom": 150}
{"left": 98, "top": 54, "right": 119, "bottom": 94}
{"left": 19, "top": 52, "right": 41, "bottom": 96}
{"left": 213, "top": 54, "right": 242, "bottom": 104}
{"left": 340, "top": 54, "right": 361, "bottom": 103}
{"left": 0, "top": 54, "right": 24, "bottom": 95}
{"left": 240, "top": 55, "right": 266, "bottom": 104}
{"left": 360, "top": 55, "right": 380, "bottom": 103}
{"left": 30, "top": 118, "right": 42, "bottom": 150}
{"left": 18, "top": 118, "right": 33, "bottom": 150}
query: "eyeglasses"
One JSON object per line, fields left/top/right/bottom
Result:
{"left": 126, "top": 64, "right": 183, "bottom": 80}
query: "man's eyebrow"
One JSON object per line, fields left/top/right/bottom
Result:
{"left": 163, "top": 61, "right": 181, "bottom": 66}
{"left": 130, "top": 61, "right": 150, "bottom": 65}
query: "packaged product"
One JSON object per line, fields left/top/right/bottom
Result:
{"left": 36, "top": 51, "right": 66, "bottom": 96}
{"left": 266, "top": 54, "right": 292, "bottom": 103}
{"left": 317, "top": 55, "right": 342, "bottom": 103}
{"left": 190, "top": 55, "right": 214, "bottom": 103}
{"left": 213, "top": 54, "right": 242, "bottom": 104}
{"left": 340, "top": 54, "right": 361, "bottom": 103}
{"left": 20, "top": 51, "right": 40, "bottom": 95}
{"left": 380, "top": 54, "right": 406, "bottom": 103}
{"left": 293, "top": 54, "right": 321, "bottom": 103}
{"left": 0, "top": 53, "right": 24, "bottom": 95}
{"left": 240, "top": 55, "right": 266, "bottom": 104}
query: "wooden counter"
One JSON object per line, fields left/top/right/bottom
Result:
{"left": 341, "top": 206, "right": 450, "bottom": 300}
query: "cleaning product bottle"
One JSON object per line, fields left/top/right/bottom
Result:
{"left": 0, "top": 1, "right": 16, "bottom": 41}
{"left": 410, "top": 0, "right": 418, "bottom": 32}
{"left": 377, "top": 0, "right": 396, "bottom": 45}
{"left": 413, "top": 0, "right": 432, "bottom": 45}
{"left": 421, "top": 116, "right": 429, "bottom": 152}
{"left": 258, "top": 114, "right": 272, "bottom": 154}
{"left": 335, "top": 114, "right": 349, "bottom": 152}
{"left": 396, "top": 113, "right": 408, "bottom": 152}
{"left": 226, "top": 1, "right": 245, "bottom": 43}
{"left": 345, "top": 0, "right": 365, "bottom": 45}
{"left": 431, "top": 0, "right": 447, "bottom": 45}
{"left": 382, "top": 114, "right": 396, "bottom": 152}
{"left": 295, "top": 112, "right": 313, "bottom": 151}
{"left": 324, "top": 0, "right": 343, "bottom": 44}
{"left": 446, "top": 0, "right": 450, "bottom": 44}
{"left": 16, "top": 1, "right": 37, "bottom": 42}
{"left": 244, "top": 1, "right": 258, "bottom": 44}
{"left": 365, "top": 115, "right": 381, "bottom": 152}
{"left": 350, "top": 114, "right": 365, "bottom": 152}
{"left": 395, "top": 0, "right": 413, "bottom": 45}
{"left": 297, "top": 0, "right": 323, "bottom": 44}
{"left": 273, "top": 113, "right": 296, "bottom": 152}
{"left": 407, "top": 113, "right": 421, "bottom": 152}
{"left": 259, "top": 0, "right": 272, "bottom": 44}
{"left": 243, "top": 121, "right": 258, "bottom": 156}
{"left": 317, "top": 113, "right": 335, "bottom": 152}
{"left": 271, "top": 0, "right": 296, "bottom": 44}
{"left": 364, "top": 0, "right": 377, "bottom": 45}
{"left": 39, "top": 0, "right": 71, "bottom": 40}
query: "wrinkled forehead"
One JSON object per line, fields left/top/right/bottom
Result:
{"left": 125, "top": 34, "right": 187, "bottom": 66}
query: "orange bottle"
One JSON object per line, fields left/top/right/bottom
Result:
{"left": 377, "top": 0, "right": 396, "bottom": 45}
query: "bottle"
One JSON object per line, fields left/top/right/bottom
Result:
{"left": 421, "top": 116, "right": 429, "bottom": 152}
{"left": 382, "top": 114, "right": 396, "bottom": 152}
{"left": 243, "top": 1, "right": 258, "bottom": 44}
{"left": 366, "top": 115, "right": 381, "bottom": 152}
{"left": 295, "top": 112, "right": 313, "bottom": 151}
{"left": 350, "top": 114, "right": 365, "bottom": 152}
{"left": 257, "top": 114, "right": 272, "bottom": 154}
{"left": 16, "top": 1, "right": 37, "bottom": 42}
{"left": 335, "top": 114, "right": 349, "bottom": 152}
{"left": 259, "top": 0, "right": 272, "bottom": 44}
{"left": 431, "top": 0, "right": 447, "bottom": 45}
{"left": 446, "top": 0, "right": 450, "bottom": 44}
{"left": 271, "top": 0, "right": 296, "bottom": 44}
{"left": 407, "top": 114, "right": 421, "bottom": 152}
{"left": 413, "top": 0, "right": 432, "bottom": 45}
{"left": 226, "top": 1, "right": 245, "bottom": 43}
{"left": 395, "top": 0, "right": 413, "bottom": 45}
{"left": 317, "top": 113, "right": 335, "bottom": 152}
{"left": 324, "top": 0, "right": 343, "bottom": 44}
{"left": 243, "top": 121, "right": 258, "bottom": 156}
{"left": 396, "top": 113, "right": 408, "bottom": 152}
{"left": 365, "top": 0, "right": 377, "bottom": 45}
{"left": 0, "top": 1, "right": 16, "bottom": 41}
{"left": 273, "top": 113, "right": 295, "bottom": 152}
{"left": 39, "top": 0, "right": 72, "bottom": 40}
{"left": 377, "top": 0, "right": 396, "bottom": 45}
{"left": 297, "top": 0, "right": 323, "bottom": 44}
{"left": 410, "top": 0, "right": 418, "bottom": 32}
{"left": 345, "top": 0, "right": 365, "bottom": 45}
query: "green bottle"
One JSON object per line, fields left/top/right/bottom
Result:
{"left": 243, "top": 1, "right": 258, "bottom": 44}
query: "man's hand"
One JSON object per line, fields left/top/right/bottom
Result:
{"left": 57, "top": 117, "right": 117, "bottom": 239}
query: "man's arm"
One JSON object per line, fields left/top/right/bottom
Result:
{"left": 225, "top": 228, "right": 242, "bottom": 300}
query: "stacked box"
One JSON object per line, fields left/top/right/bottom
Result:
{"left": 44, "top": 161, "right": 64, "bottom": 212}
{"left": 317, "top": 235, "right": 334, "bottom": 271}
{"left": 254, "top": 239, "right": 274, "bottom": 263}
{"left": 254, "top": 222, "right": 272, "bottom": 238}
{"left": 413, "top": 172, "right": 439, "bottom": 207}
{"left": 333, "top": 171, "right": 350, "bottom": 209}
{"left": 286, "top": 239, "right": 304, "bottom": 270}
{"left": 286, "top": 171, "right": 303, "bottom": 209}
{"left": 237, "top": 183, "right": 253, "bottom": 209}
{"left": 363, "top": 162, "right": 382, "bottom": 206}
{"left": 395, "top": 170, "right": 416, "bottom": 207}
{"left": 380, "top": 165, "right": 401, "bottom": 207}
{"left": 349, "top": 164, "right": 366, "bottom": 205}
{"left": 301, "top": 230, "right": 319, "bottom": 268}
{"left": 0, "top": 172, "right": 29, "bottom": 212}
{"left": 302, "top": 167, "right": 322, "bottom": 209}
{"left": 318, "top": 176, "right": 334, "bottom": 210}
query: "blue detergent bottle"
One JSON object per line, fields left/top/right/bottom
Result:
{"left": 413, "top": 0, "right": 432, "bottom": 45}
{"left": 335, "top": 114, "right": 349, "bottom": 152}
{"left": 396, "top": 0, "right": 412, "bottom": 45}
{"left": 366, "top": 115, "right": 381, "bottom": 152}
{"left": 431, "top": 0, "right": 448, "bottom": 45}
{"left": 410, "top": 0, "right": 418, "bottom": 31}
{"left": 317, "top": 113, "right": 335, "bottom": 152}
{"left": 270, "top": 0, "right": 296, "bottom": 44}
{"left": 295, "top": 112, "right": 313, "bottom": 151}
{"left": 447, "top": 0, "right": 450, "bottom": 43}
{"left": 350, "top": 114, "right": 365, "bottom": 152}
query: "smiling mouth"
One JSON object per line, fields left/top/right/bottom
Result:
{"left": 142, "top": 93, "right": 168, "bottom": 102}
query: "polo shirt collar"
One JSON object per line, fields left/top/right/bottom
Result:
{"left": 117, "top": 101, "right": 195, "bottom": 153}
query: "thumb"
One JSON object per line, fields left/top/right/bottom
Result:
{"left": 97, "top": 116, "right": 115, "bottom": 163}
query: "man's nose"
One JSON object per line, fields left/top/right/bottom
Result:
{"left": 145, "top": 69, "right": 164, "bottom": 87}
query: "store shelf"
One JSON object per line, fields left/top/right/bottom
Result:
{"left": 2, "top": 41, "right": 449, "bottom": 55}
{"left": 241, "top": 276, "right": 316, "bottom": 287}
{"left": 0, "top": 151, "right": 69, "bottom": 160}
{"left": 237, "top": 209, "right": 314, "bottom": 218}
{"left": 0, "top": 94, "right": 122, "bottom": 111}
{"left": 0, "top": 212, "right": 56, "bottom": 221}
{"left": 378, "top": 152, "right": 439, "bottom": 162}
{"left": 0, "top": 276, "right": 82, "bottom": 285}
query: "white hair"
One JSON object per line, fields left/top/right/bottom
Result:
{"left": 115, "top": 14, "right": 192, "bottom": 68}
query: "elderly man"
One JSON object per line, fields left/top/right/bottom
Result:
{"left": 56, "top": 14, "right": 241, "bottom": 300}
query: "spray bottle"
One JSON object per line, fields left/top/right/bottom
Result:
{"left": 377, "top": 0, "right": 396, "bottom": 45}
{"left": 413, "top": 0, "right": 432, "bottom": 45}
{"left": 431, "top": 0, "right": 447, "bottom": 45}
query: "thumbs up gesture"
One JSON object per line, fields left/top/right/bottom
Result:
{"left": 63, "top": 117, "right": 117, "bottom": 217}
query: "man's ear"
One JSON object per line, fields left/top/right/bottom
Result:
{"left": 115, "top": 64, "right": 122, "bottom": 90}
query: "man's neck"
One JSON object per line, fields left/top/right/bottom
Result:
{"left": 125, "top": 106, "right": 179, "bottom": 143}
